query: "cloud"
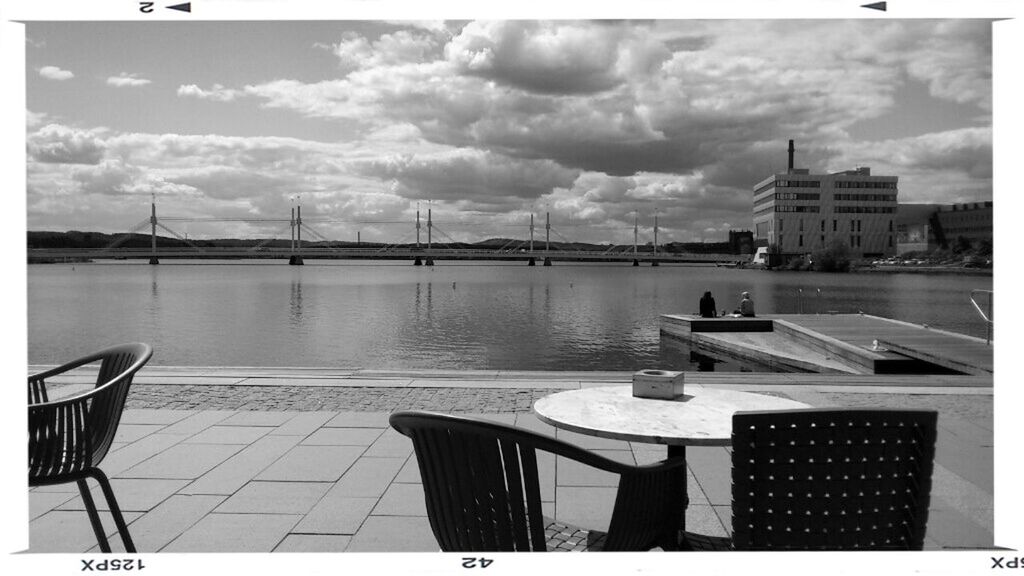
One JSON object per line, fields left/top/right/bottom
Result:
{"left": 352, "top": 150, "right": 580, "bottom": 204}
{"left": 28, "top": 124, "right": 106, "bottom": 164}
{"left": 39, "top": 65, "right": 73, "bottom": 80}
{"left": 331, "top": 29, "right": 442, "bottom": 73}
{"left": 446, "top": 21, "right": 670, "bottom": 95}
{"left": 176, "top": 83, "right": 240, "bottom": 102}
{"left": 107, "top": 73, "right": 152, "bottom": 88}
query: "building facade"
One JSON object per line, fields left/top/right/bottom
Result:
{"left": 753, "top": 142, "right": 898, "bottom": 259}
{"left": 895, "top": 201, "right": 992, "bottom": 254}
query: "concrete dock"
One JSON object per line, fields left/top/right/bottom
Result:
{"left": 22, "top": 366, "right": 994, "bottom": 553}
{"left": 661, "top": 313, "right": 994, "bottom": 375}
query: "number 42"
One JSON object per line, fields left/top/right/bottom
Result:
{"left": 462, "top": 557, "right": 494, "bottom": 569}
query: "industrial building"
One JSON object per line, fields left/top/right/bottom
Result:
{"left": 753, "top": 140, "right": 898, "bottom": 260}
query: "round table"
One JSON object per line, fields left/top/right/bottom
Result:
{"left": 533, "top": 384, "right": 811, "bottom": 451}
{"left": 533, "top": 384, "right": 811, "bottom": 545}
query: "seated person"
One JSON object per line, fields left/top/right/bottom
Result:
{"left": 738, "top": 291, "right": 755, "bottom": 317}
{"left": 698, "top": 291, "right": 717, "bottom": 318}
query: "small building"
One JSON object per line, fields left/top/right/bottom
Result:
{"left": 896, "top": 201, "right": 992, "bottom": 254}
{"left": 753, "top": 140, "right": 898, "bottom": 260}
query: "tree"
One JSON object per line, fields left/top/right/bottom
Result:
{"left": 810, "top": 239, "right": 851, "bottom": 272}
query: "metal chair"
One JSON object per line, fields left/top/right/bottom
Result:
{"left": 389, "top": 410, "right": 688, "bottom": 552}
{"left": 29, "top": 343, "right": 153, "bottom": 553}
{"left": 684, "top": 408, "right": 938, "bottom": 550}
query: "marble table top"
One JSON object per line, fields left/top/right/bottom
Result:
{"left": 533, "top": 384, "right": 811, "bottom": 446}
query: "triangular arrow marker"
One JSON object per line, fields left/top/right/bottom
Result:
{"left": 167, "top": 2, "right": 191, "bottom": 13}
{"left": 862, "top": 2, "right": 887, "bottom": 11}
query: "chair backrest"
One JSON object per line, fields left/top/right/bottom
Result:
{"left": 730, "top": 408, "right": 938, "bottom": 550}
{"left": 390, "top": 411, "right": 550, "bottom": 551}
{"left": 29, "top": 343, "right": 153, "bottom": 480}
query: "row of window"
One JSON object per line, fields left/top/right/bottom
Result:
{"left": 776, "top": 234, "right": 894, "bottom": 248}
{"left": 754, "top": 179, "right": 898, "bottom": 193}
{"left": 775, "top": 206, "right": 821, "bottom": 213}
{"left": 775, "top": 219, "right": 894, "bottom": 234}
{"left": 834, "top": 193, "right": 896, "bottom": 202}
{"left": 834, "top": 181, "right": 897, "bottom": 189}
{"left": 834, "top": 206, "right": 896, "bottom": 213}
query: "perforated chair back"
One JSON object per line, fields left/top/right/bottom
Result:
{"left": 29, "top": 343, "right": 153, "bottom": 481}
{"left": 730, "top": 408, "right": 937, "bottom": 550}
{"left": 390, "top": 411, "right": 686, "bottom": 552}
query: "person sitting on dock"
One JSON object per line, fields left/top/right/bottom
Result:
{"left": 699, "top": 291, "right": 717, "bottom": 318}
{"left": 737, "top": 291, "right": 755, "bottom": 317}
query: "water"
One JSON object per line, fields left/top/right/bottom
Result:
{"left": 27, "top": 260, "right": 992, "bottom": 371}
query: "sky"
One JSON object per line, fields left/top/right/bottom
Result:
{"left": 24, "top": 19, "right": 994, "bottom": 245}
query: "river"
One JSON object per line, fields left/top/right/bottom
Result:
{"left": 27, "top": 260, "right": 992, "bottom": 371}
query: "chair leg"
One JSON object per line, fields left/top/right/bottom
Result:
{"left": 77, "top": 478, "right": 112, "bottom": 553}
{"left": 89, "top": 468, "right": 137, "bottom": 553}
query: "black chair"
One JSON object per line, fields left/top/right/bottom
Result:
{"left": 684, "top": 408, "right": 938, "bottom": 551}
{"left": 29, "top": 343, "right": 153, "bottom": 553}
{"left": 389, "top": 410, "right": 688, "bottom": 552}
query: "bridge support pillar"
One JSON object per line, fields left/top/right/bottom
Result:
{"left": 528, "top": 257, "right": 536, "bottom": 266}
{"left": 289, "top": 255, "right": 304, "bottom": 265}
{"left": 543, "top": 257, "right": 552, "bottom": 266}
{"left": 425, "top": 257, "right": 434, "bottom": 266}
{"left": 632, "top": 259, "right": 639, "bottom": 266}
{"left": 148, "top": 257, "right": 159, "bottom": 265}
{"left": 414, "top": 256, "right": 422, "bottom": 266}
{"left": 651, "top": 260, "right": 659, "bottom": 267}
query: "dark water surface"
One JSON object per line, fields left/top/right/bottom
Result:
{"left": 27, "top": 260, "right": 992, "bottom": 370}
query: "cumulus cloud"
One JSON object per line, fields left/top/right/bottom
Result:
{"left": 107, "top": 73, "right": 152, "bottom": 88}
{"left": 28, "top": 124, "right": 106, "bottom": 164}
{"left": 177, "top": 83, "right": 241, "bottom": 102}
{"left": 332, "top": 29, "right": 442, "bottom": 73}
{"left": 446, "top": 21, "right": 669, "bottom": 94}
{"left": 39, "top": 65, "right": 73, "bottom": 80}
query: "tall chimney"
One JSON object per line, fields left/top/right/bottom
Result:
{"left": 787, "top": 139, "right": 795, "bottom": 173}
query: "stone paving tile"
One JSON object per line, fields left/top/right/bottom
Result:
{"left": 28, "top": 510, "right": 143, "bottom": 553}
{"left": 345, "top": 516, "right": 438, "bottom": 552}
{"left": 108, "top": 494, "right": 226, "bottom": 553}
{"left": 183, "top": 425, "right": 273, "bottom": 445}
{"left": 556, "top": 451, "right": 630, "bottom": 487}
{"left": 372, "top": 483, "right": 428, "bottom": 516}
{"left": 924, "top": 507, "right": 994, "bottom": 549}
{"left": 513, "top": 413, "right": 558, "bottom": 437}
{"left": 326, "top": 411, "right": 391, "bottom": 428}
{"left": 100, "top": 433, "right": 193, "bottom": 477}
{"left": 935, "top": 426, "right": 993, "bottom": 493}
{"left": 57, "top": 478, "right": 189, "bottom": 512}
{"left": 554, "top": 486, "right": 617, "bottom": 532}
{"left": 685, "top": 504, "right": 728, "bottom": 538}
{"left": 294, "top": 496, "right": 378, "bottom": 535}
{"left": 332, "top": 456, "right": 406, "bottom": 497}
{"left": 180, "top": 434, "right": 303, "bottom": 495}
{"left": 162, "top": 512, "right": 302, "bottom": 553}
{"left": 120, "top": 409, "right": 192, "bottom": 425}
{"left": 121, "top": 443, "right": 244, "bottom": 479}
{"left": 28, "top": 491, "right": 77, "bottom": 520}
{"left": 930, "top": 464, "right": 994, "bottom": 532}
{"left": 274, "top": 534, "right": 352, "bottom": 552}
{"left": 394, "top": 455, "right": 421, "bottom": 484}
{"left": 219, "top": 411, "right": 298, "bottom": 427}
{"left": 270, "top": 411, "right": 338, "bottom": 436}
{"left": 363, "top": 428, "right": 414, "bottom": 458}
{"left": 114, "top": 424, "right": 167, "bottom": 443}
{"left": 215, "top": 481, "right": 333, "bottom": 515}
{"left": 257, "top": 445, "right": 364, "bottom": 482}
{"left": 686, "top": 447, "right": 732, "bottom": 506}
{"left": 301, "top": 427, "right": 385, "bottom": 446}
{"left": 159, "top": 410, "right": 237, "bottom": 436}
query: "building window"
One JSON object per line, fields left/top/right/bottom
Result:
{"left": 779, "top": 235, "right": 783, "bottom": 246}
{"left": 832, "top": 220, "right": 837, "bottom": 232}
{"left": 778, "top": 219, "right": 783, "bottom": 232}
{"left": 888, "top": 236, "right": 893, "bottom": 247}
{"left": 888, "top": 220, "right": 893, "bottom": 232}
{"left": 850, "top": 220, "right": 855, "bottom": 232}
{"left": 799, "top": 219, "right": 804, "bottom": 231}
{"left": 820, "top": 220, "right": 825, "bottom": 232}
{"left": 821, "top": 234, "right": 825, "bottom": 245}
{"left": 799, "top": 234, "right": 804, "bottom": 247}
{"left": 858, "top": 220, "right": 862, "bottom": 232}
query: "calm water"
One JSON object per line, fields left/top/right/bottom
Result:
{"left": 27, "top": 260, "right": 992, "bottom": 371}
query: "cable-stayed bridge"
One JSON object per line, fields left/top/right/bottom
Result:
{"left": 28, "top": 201, "right": 751, "bottom": 266}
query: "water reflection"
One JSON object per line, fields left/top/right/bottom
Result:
{"left": 289, "top": 278, "right": 303, "bottom": 325}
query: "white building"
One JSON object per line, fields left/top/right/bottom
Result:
{"left": 753, "top": 141, "right": 898, "bottom": 259}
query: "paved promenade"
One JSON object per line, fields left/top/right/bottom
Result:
{"left": 24, "top": 367, "right": 994, "bottom": 553}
